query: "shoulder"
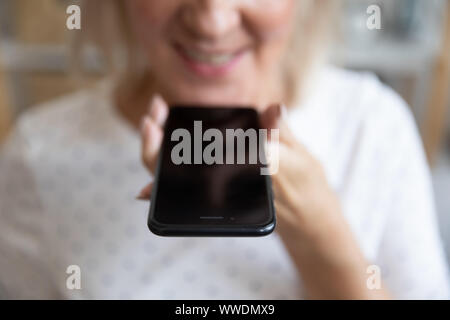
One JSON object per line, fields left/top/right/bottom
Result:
{"left": 310, "top": 66, "right": 414, "bottom": 129}
{"left": 7, "top": 79, "right": 117, "bottom": 156}
{"left": 20, "top": 80, "right": 114, "bottom": 137}
{"left": 291, "top": 65, "right": 421, "bottom": 166}
{"left": 308, "top": 66, "right": 420, "bottom": 157}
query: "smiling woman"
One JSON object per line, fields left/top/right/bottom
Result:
{"left": 79, "top": 0, "right": 334, "bottom": 108}
{"left": 0, "top": 0, "right": 449, "bottom": 300}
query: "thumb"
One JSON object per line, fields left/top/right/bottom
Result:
{"left": 259, "top": 103, "right": 282, "bottom": 141}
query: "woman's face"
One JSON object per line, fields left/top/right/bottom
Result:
{"left": 125, "top": 0, "right": 296, "bottom": 107}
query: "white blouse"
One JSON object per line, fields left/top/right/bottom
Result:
{"left": 0, "top": 66, "right": 449, "bottom": 299}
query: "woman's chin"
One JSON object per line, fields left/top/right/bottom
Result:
{"left": 164, "top": 86, "right": 255, "bottom": 107}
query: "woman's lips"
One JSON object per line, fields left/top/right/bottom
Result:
{"left": 173, "top": 43, "right": 246, "bottom": 78}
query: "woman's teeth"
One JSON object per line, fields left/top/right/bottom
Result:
{"left": 184, "top": 49, "right": 235, "bottom": 65}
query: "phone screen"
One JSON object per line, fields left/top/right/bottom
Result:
{"left": 149, "top": 106, "right": 275, "bottom": 235}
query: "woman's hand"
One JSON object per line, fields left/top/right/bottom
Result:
{"left": 138, "top": 97, "right": 389, "bottom": 299}
{"left": 262, "top": 104, "right": 390, "bottom": 299}
{"left": 136, "top": 95, "right": 169, "bottom": 200}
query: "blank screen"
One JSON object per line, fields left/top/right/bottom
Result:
{"left": 152, "top": 106, "right": 273, "bottom": 227}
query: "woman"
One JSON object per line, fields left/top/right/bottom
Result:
{"left": 0, "top": 0, "right": 448, "bottom": 299}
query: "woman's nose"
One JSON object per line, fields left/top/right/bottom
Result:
{"left": 181, "top": 0, "right": 241, "bottom": 40}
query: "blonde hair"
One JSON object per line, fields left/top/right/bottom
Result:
{"left": 76, "top": 0, "right": 338, "bottom": 106}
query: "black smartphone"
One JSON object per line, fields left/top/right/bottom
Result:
{"left": 148, "top": 105, "right": 276, "bottom": 236}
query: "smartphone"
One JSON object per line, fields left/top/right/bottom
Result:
{"left": 148, "top": 105, "right": 276, "bottom": 236}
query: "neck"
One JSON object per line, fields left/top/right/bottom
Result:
{"left": 114, "top": 72, "right": 287, "bottom": 130}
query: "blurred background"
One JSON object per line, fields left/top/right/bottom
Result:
{"left": 0, "top": 0, "right": 449, "bottom": 262}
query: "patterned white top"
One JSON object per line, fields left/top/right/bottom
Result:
{"left": 1, "top": 66, "right": 449, "bottom": 299}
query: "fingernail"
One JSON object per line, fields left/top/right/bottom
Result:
{"left": 140, "top": 116, "right": 150, "bottom": 135}
{"left": 149, "top": 94, "right": 163, "bottom": 113}
{"left": 136, "top": 188, "right": 148, "bottom": 201}
{"left": 275, "top": 104, "right": 282, "bottom": 118}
